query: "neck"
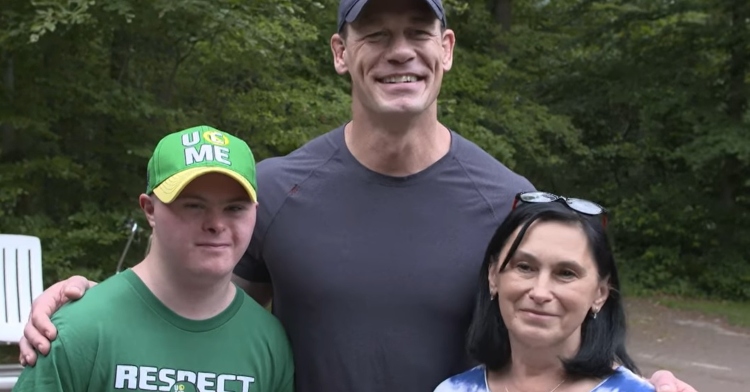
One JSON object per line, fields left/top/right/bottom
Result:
{"left": 489, "top": 338, "right": 578, "bottom": 392}
{"left": 346, "top": 103, "right": 451, "bottom": 176}
{"left": 131, "top": 253, "right": 235, "bottom": 320}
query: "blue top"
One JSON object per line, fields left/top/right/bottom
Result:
{"left": 434, "top": 365, "right": 656, "bottom": 392}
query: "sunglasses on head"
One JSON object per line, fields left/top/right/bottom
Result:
{"left": 512, "top": 191, "right": 609, "bottom": 227}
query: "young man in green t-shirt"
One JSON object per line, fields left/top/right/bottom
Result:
{"left": 13, "top": 125, "right": 294, "bottom": 392}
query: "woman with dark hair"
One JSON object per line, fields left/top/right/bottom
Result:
{"left": 434, "top": 192, "right": 655, "bottom": 392}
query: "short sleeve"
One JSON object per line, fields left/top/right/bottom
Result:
{"left": 13, "top": 334, "right": 81, "bottom": 392}
{"left": 275, "top": 354, "right": 295, "bottom": 392}
{"left": 431, "top": 366, "right": 488, "bottom": 392}
{"left": 432, "top": 377, "right": 467, "bottom": 392}
{"left": 273, "top": 333, "right": 295, "bottom": 392}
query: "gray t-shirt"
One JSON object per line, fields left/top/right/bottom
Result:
{"left": 234, "top": 125, "right": 534, "bottom": 392}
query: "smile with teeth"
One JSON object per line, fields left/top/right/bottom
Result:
{"left": 379, "top": 75, "right": 422, "bottom": 83}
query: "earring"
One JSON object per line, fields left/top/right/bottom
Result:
{"left": 591, "top": 307, "right": 599, "bottom": 319}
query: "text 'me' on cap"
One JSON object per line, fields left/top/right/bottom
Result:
{"left": 146, "top": 125, "right": 257, "bottom": 204}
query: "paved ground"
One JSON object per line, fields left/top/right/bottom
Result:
{"left": 1, "top": 298, "right": 748, "bottom": 391}
{"left": 625, "top": 298, "right": 750, "bottom": 391}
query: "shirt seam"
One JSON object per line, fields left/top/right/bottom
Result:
{"left": 257, "top": 139, "right": 341, "bottom": 260}
{"left": 453, "top": 155, "right": 500, "bottom": 222}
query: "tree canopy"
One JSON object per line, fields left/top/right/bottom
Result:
{"left": 1, "top": 0, "right": 748, "bottom": 299}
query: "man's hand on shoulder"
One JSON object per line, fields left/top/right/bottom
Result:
{"left": 649, "top": 370, "right": 698, "bottom": 392}
{"left": 19, "top": 275, "right": 97, "bottom": 366}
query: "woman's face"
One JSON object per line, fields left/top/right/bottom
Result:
{"left": 489, "top": 220, "right": 610, "bottom": 351}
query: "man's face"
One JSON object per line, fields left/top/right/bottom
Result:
{"left": 331, "top": 0, "right": 455, "bottom": 117}
{"left": 141, "top": 173, "right": 257, "bottom": 281}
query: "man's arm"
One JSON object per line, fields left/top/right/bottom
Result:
{"left": 233, "top": 232, "right": 274, "bottom": 308}
{"left": 19, "top": 275, "right": 97, "bottom": 366}
{"left": 232, "top": 274, "right": 273, "bottom": 308}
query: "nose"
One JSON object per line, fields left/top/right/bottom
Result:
{"left": 528, "top": 276, "right": 554, "bottom": 304}
{"left": 202, "top": 208, "right": 226, "bottom": 234}
{"left": 385, "top": 34, "right": 415, "bottom": 65}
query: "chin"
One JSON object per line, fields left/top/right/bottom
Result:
{"left": 378, "top": 103, "right": 429, "bottom": 116}
{"left": 187, "top": 259, "right": 236, "bottom": 279}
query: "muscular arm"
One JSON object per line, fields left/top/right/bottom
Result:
{"left": 232, "top": 274, "right": 273, "bottom": 308}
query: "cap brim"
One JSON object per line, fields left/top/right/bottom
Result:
{"left": 153, "top": 167, "right": 257, "bottom": 204}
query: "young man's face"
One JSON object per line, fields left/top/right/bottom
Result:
{"left": 141, "top": 173, "right": 257, "bottom": 281}
{"left": 331, "top": 0, "right": 455, "bottom": 117}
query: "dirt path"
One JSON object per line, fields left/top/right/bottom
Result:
{"left": 625, "top": 298, "right": 750, "bottom": 391}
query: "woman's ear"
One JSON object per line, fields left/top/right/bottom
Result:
{"left": 593, "top": 278, "right": 611, "bottom": 310}
{"left": 488, "top": 262, "right": 500, "bottom": 297}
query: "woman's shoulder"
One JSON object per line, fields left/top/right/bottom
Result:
{"left": 592, "top": 366, "right": 657, "bottom": 392}
{"left": 433, "top": 365, "right": 489, "bottom": 392}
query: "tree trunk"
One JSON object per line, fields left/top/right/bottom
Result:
{"left": 1, "top": 51, "right": 15, "bottom": 159}
{"left": 492, "top": 0, "right": 512, "bottom": 52}
{"left": 493, "top": 0, "right": 512, "bottom": 31}
{"left": 110, "top": 29, "right": 131, "bottom": 83}
{"left": 719, "top": 0, "right": 749, "bottom": 208}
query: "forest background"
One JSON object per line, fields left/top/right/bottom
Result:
{"left": 2, "top": 0, "right": 750, "bottom": 303}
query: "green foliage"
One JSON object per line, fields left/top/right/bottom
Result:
{"left": 1, "top": 0, "right": 749, "bottom": 299}
{"left": 543, "top": 0, "right": 750, "bottom": 299}
{"left": 0, "top": 0, "right": 345, "bottom": 283}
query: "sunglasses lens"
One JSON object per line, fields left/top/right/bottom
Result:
{"left": 519, "top": 192, "right": 558, "bottom": 203}
{"left": 567, "top": 199, "right": 603, "bottom": 215}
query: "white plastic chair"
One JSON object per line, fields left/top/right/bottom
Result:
{"left": 0, "top": 364, "right": 23, "bottom": 390}
{"left": 0, "top": 234, "right": 43, "bottom": 344}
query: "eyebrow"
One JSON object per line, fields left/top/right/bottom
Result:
{"left": 511, "top": 250, "right": 585, "bottom": 270}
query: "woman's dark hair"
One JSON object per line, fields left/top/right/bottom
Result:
{"left": 465, "top": 200, "right": 640, "bottom": 379}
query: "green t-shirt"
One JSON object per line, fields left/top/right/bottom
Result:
{"left": 14, "top": 269, "right": 294, "bottom": 392}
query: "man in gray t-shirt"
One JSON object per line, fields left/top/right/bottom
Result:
{"left": 233, "top": 125, "right": 532, "bottom": 391}
{"left": 19, "top": 0, "right": 697, "bottom": 391}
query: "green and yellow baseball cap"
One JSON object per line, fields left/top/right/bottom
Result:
{"left": 146, "top": 125, "right": 257, "bottom": 203}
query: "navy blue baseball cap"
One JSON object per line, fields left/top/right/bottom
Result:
{"left": 337, "top": 0, "right": 447, "bottom": 32}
